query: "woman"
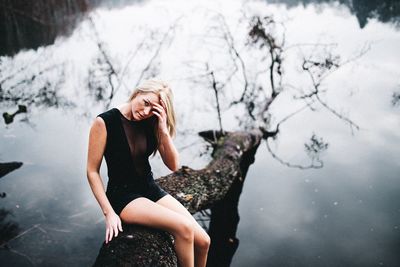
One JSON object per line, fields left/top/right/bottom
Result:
{"left": 86, "top": 79, "right": 210, "bottom": 267}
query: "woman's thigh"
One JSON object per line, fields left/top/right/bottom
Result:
{"left": 156, "top": 195, "right": 209, "bottom": 237}
{"left": 119, "top": 197, "right": 190, "bottom": 235}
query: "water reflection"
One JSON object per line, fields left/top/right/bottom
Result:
{"left": 392, "top": 91, "right": 400, "bottom": 106}
{"left": 0, "top": 161, "right": 22, "bottom": 178}
{"left": 0, "top": 0, "right": 88, "bottom": 56}
{"left": 0, "top": 53, "right": 75, "bottom": 125}
{"left": 0, "top": 164, "right": 22, "bottom": 265}
{"left": 0, "top": 209, "right": 21, "bottom": 255}
{"left": 206, "top": 141, "right": 259, "bottom": 267}
{"left": 2, "top": 105, "right": 27, "bottom": 124}
{"left": 269, "top": 0, "right": 400, "bottom": 28}
{"left": 1, "top": 0, "right": 399, "bottom": 57}
{"left": 0, "top": 0, "right": 399, "bottom": 266}
{"left": 0, "top": 0, "right": 147, "bottom": 57}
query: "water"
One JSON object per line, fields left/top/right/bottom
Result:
{"left": 1, "top": 0, "right": 399, "bottom": 266}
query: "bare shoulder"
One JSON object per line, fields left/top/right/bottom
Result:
{"left": 90, "top": 116, "right": 107, "bottom": 138}
{"left": 88, "top": 116, "right": 107, "bottom": 169}
{"left": 93, "top": 116, "right": 106, "bottom": 128}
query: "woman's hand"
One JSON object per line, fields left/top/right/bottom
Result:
{"left": 151, "top": 99, "right": 169, "bottom": 135}
{"left": 105, "top": 211, "right": 123, "bottom": 244}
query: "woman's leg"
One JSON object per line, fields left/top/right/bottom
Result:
{"left": 120, "top": 197, "right": 195, "bottom": 267}
{"left": 156, "top": 194, "right": 211, "bottom": 267}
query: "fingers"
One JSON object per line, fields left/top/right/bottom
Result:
{"left": 152, "top": 109, "right": 162, "bottom": 119}
{"left": 106, "top": 227, "right": 114, "bottom": 243}
{"left": 105, "top": 228, "right": 109, "bottom": 244}
{"left": 107, "top": 224, "right": 117, "bottom": 243}
{"left": 153, "top": 100, "right": 167, "bottom": 113}
{"left": 152, "top": 109, "right": 160, "bottom": 115}
{"left": 109, "top": 226, "right": 114, "bottom": 242}
{"left": 105, "top": 220, "right": 123, "bottom": 244}
{"left": 113, "top": 224, "right": 119, "bottom": 237}
{"left": 118, "top": 219, "right": 123, "bottom": 232}
{"left": 152, "top": 104, "right": 165, "bottom": 116}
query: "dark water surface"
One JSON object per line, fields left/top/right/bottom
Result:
{"left": 1, "top": 0, "right": 399, "bottom": 266}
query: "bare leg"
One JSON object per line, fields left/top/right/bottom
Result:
{"left": 120, "top": 197, "right": 195, "bottom": 267}
{"left": 156, "top": 195, "right": 211, "bottom": 267}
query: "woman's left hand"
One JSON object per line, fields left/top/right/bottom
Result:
{"left": 151, "top": 99, "right": 169, "bottom": 135}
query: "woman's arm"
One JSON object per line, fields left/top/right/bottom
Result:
{"left": 86, "top": 117, "right": 114, "bottom": 215}
{"left": 152, "top": 99, "right": 180, "bottom": 172}
{"left": 87, "top": 117, "right": 122, "bottom": 243}
{"left": 158, "top": 131, "right": 180, "bottom": 172}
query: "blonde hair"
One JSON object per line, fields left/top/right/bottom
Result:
{"left": 129, "top": 79, "right": 177, "bottom": 154}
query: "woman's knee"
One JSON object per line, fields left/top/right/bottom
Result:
{"left": 196, "top": 232, "right": 211, "bottom": 251}
{"left": 174, "top": 217, "right": 195, "bottom": 241}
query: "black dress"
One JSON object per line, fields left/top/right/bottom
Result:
{"left": 97, "top": 108, "right": 168, "bottom": 215}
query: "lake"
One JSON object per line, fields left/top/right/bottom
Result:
{"left": 1, "top": 0, "right": 399, "bottom": 266}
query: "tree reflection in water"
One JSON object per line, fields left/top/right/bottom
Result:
{"left": 268, "top": 0, "right": 400, "bottom": 28}
{"left": 0, "top": 0, "right": 398, "bottom": 266}
{"left": 1, "top": 0, "right": 398, "bottom": 57}
{"left": 392, "top": 91, "right": 400, "bottom": 106}
{"left": 0, "top": 165, "right": 24, "bottom": 265}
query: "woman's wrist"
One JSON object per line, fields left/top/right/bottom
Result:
{"left": 103, "top": 207, "right": 115, "bottom": 216}
{"left": 159, "top": 130, "right": 170, "bottom": 140}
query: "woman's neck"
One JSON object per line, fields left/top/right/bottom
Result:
{"left": 119, "top": 102, "right": 135, "bottom": 121}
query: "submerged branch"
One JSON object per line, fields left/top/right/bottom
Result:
{"left": 266, "top": 139, "right": 323, "bottom": 169}
{"left": 134, "top": 17, "right": 182, "bottom": 88}
{"left": 206, "top": 65, "right": 224, "bottom": 134}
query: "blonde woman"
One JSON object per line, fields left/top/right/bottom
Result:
{"left": 86, "top": 79, "right": 210, "bottom": 267}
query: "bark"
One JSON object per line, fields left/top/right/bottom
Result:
{"left": 93, "top": 129, "right": 263, "bottom": 267}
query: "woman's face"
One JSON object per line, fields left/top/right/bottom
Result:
{"left": 131, "top": 92, "right": 160, "bottom": 120}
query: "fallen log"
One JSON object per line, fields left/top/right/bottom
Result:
{"left": 93, "top": 129, "right": 263, "bottom": 267}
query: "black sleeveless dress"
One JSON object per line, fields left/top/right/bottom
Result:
{"left": 97, "top": 108, "right": 168, "bottom": 215}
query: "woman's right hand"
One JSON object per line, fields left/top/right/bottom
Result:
{"left": 105, "top": 211, "right": 123, "bottom": 244}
